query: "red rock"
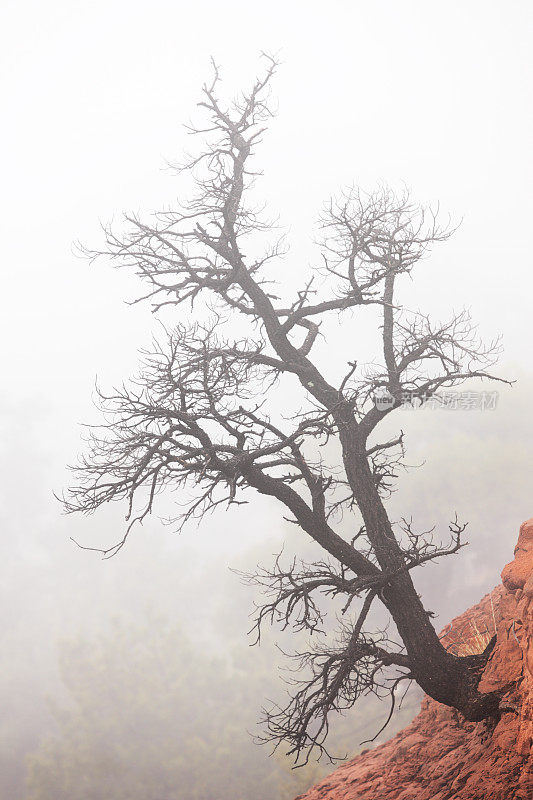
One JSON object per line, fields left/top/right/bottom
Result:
{"left": 501, "top": 518, "right": 533, "bottom": 591}
{"left": 296, "top": 522, "right": 533, "bottom": 800}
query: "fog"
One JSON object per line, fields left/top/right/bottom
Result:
{"left": 1, "top": 2, "right": 532, "bottom": 798}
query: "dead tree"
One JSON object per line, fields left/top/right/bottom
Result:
{"left": 64, "top": 56, "right": 509, "bottom": 763}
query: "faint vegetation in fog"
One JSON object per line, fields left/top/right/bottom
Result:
{"left": 23, "top": 615, "right": 419, "bottom": 800}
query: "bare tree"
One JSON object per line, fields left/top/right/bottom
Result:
{"left": 64, "top": 56, "right": 510, "bottom": 763}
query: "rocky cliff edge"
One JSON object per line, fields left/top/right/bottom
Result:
{"left": 296, "top": 519, "right": 533, "bottom": 800}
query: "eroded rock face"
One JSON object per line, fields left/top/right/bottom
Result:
{"left": 295, "top": 521, "right": 533, "bottom": 800}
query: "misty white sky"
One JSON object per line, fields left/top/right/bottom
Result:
{"left": 0, "top": 1, "right": 532, "bottom": 597}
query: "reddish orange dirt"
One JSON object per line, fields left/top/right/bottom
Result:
{"left": 296, "top": 520, "right": 533, "bottom": 800}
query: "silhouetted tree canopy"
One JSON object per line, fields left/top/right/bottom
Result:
{"left": 63, "top": 56, "right": 510, "bottom": 762}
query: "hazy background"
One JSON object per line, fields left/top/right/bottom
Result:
{"left": 1, "top": 1, "right": 532, "bottom": 797}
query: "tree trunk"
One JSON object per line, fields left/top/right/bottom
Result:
{"left": 339, "top": 418, "right": 500, "bottom": 720}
